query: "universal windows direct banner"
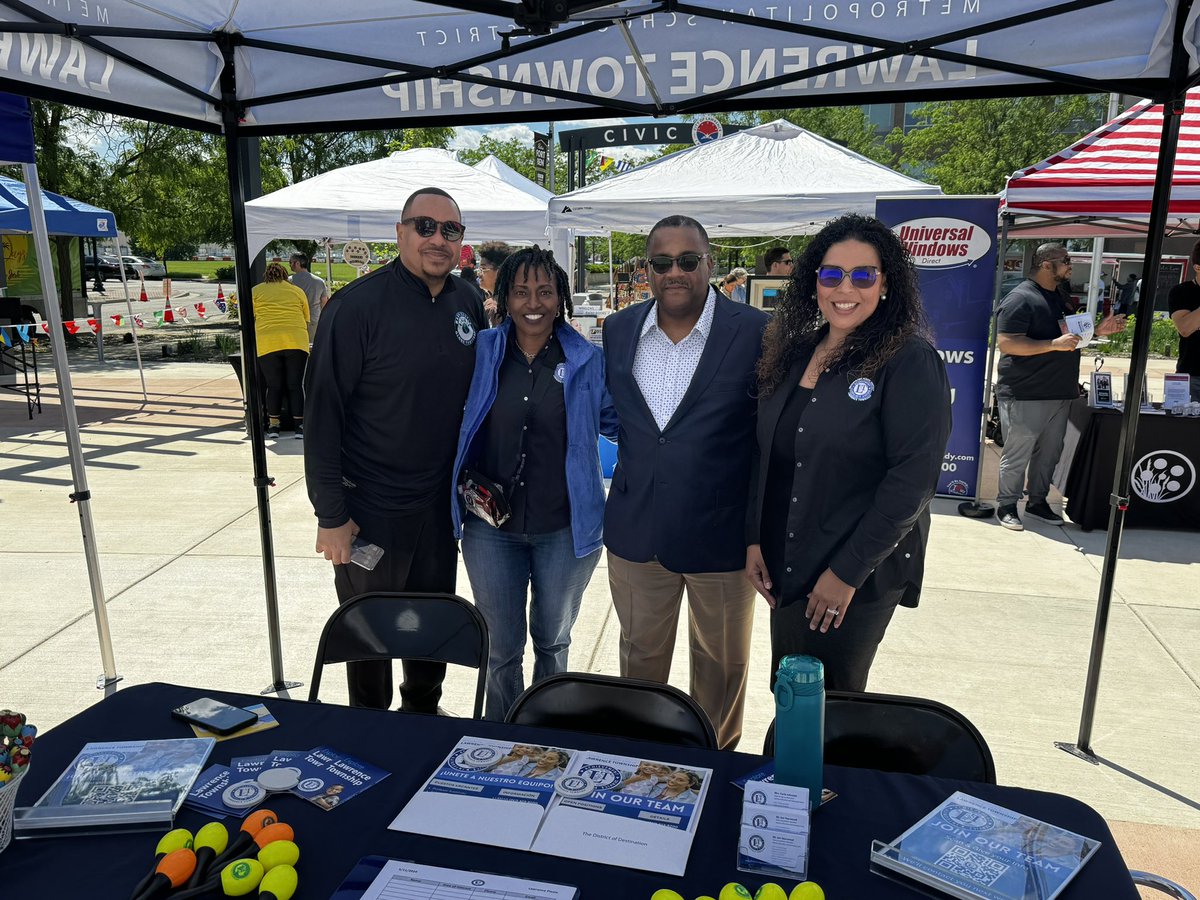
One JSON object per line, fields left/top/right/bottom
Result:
{"left": 875, "top": 196, "right": 999, "bottom": 498}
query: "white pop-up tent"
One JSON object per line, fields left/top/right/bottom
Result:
{"left": 548, "top": 120, "right": 940, "bottom": 236}
{"left": 244, "top": 148, "right": 551, "bottom": 256}
{"left": 473, "top": 154, "right": 554, "bottom": 204}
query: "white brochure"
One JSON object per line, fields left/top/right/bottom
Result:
{"left": 388, "top": 737, "right": 573, "bottom": 850}
{"left": 1063, "top": 313, "right": 1095, "bottom": 349}
{"left": 530, "top": 751, "right": 712, "bottom": 876}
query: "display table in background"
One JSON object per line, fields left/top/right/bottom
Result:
{"left": 1054, "top": 397, "right": 1200, "bottom": 531}
{"left": 0, "top": 683, "right": 1139, "bottom": 899}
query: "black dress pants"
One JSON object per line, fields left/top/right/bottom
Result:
{"left": 332, "top": 502, "right": 457, "bottom": 713}
{"left": 769, "top": 575, "right": 902, "bottom": 693}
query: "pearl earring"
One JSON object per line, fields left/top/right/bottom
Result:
{"left": 880, "top": 292, "right": 887, "bottom": 300}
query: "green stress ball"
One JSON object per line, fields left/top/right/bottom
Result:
{"left": 755, "top": 884, "right": 789, "bottom": 900}
{"left": 789, "top": 883, "right": 825, "bottom": 900}
{"left": 695, "top": 896, "right": 718, "bottom": 900}
{"left": 221, "top": 858, "right": 265, "bottom": 897}
{"left": 719, "top": 884, "right": 753, "bottom": 900}
{"left": 258, "top": 839, "right": 300, "bottom": 871}
{"left": 259, "top": 864, "right": 299, "bottom": 900}
{"left": 651, "top": 892, "right": 685, "bottom": 900}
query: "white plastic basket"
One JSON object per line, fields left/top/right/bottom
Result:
{"left": 0, "top": 768, "right": 28, "bottom": 854}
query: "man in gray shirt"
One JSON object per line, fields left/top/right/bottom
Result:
{"left": 290, "top": 252, "right": 330, "bottom": 344}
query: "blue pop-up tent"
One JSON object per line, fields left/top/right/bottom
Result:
{"left": 0, "top": 174, "right": 117, "bottom": 236}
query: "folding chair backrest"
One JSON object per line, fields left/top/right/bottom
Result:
{"left": 308, "top": 592, "right": 488, "bottom": 718}
{"left": 763, "top": 689, "right": 996, "bottom": 784}
{"left": 505, "top": 672, "right": 718, "bottom": 749}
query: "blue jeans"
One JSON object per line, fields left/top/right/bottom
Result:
{"left": 461, "top": 518, "right": 601, "bottom": 720}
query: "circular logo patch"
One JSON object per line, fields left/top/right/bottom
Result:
{"left": 946, "top": 479, "right": 969, "bottom": 496}
{"left": 940, "top": 804, "right": 995, "bottom": 831}
{"left": 454, "top": 310, "right": 477, "bottom": 346}
{"left": 554, "top": 362, "right": 566, "bottom": 383}
{"left": 231, "top": 861, "right": 253, "bottom": 880}
{"left": 555, "top": 775, "right": 595, "bottom": 798}
{"left": 578, "top": 764, "right": 623, "bottom": 791}
{"left": 298, "top": 777, "right": 325, "bottom": 793}
{"left": 848, "top": 377, "right": 875, "bottom": 401}
{"left": 453, "top": 746, "right": 503, "bottom": 770}
{"left": 1130, "top": 450, "right": 1195, "bottom": 503}
{"left": 749, "top": 834, "right": 766, "bottom": 852}
{"left": 752, "top": 814, "right": 768, "bottom": 828}
{"left": 750, "top": 789, "right": 767, "bottom": 805}
{"left": 692, "top": 117, "right": 724, "bottom": 144}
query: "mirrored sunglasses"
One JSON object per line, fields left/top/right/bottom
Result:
{"left": 648, "top": 253, "right": 709, "bottom": 274}
{"left": 402, "top": 216, "right": 466, "bottom": 241}
{"left": 816, "top": 265, "right": 880, "bottom": 288}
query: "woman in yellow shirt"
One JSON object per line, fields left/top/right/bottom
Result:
{"left": 253, "top": 261, "right": 311, "bottom": 438}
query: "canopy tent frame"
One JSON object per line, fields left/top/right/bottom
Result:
{"left": 0, "top": 0, "right": 1195, "bottom": 750}
{"left": 0, "top": 96, "right": 121, "bottom": 697}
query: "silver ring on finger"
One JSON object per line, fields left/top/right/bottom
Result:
{"left": 825, "top": 608, "right": 839, "bottom": 617}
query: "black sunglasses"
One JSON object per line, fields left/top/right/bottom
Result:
{"left": 816, "top": 265, "right": 880, "bottom": 288}
{"left": 402, "top": 216, "right": 465, "bottom": 241}
{"left": 648, "top": 253, "right": 710, "bottom": 274}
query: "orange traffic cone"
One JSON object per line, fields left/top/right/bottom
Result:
{"left": 138, "top": 276, "right": 148, "bottom": 303}
{"left": 163, "top": 296, "right": 175, "bottom": 324}
{"left": 216, "top": 283, "right": 226, "bottom": 312}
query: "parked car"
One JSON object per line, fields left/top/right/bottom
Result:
{"left": 85, "top": 255, "right": 137, "bottom": 281}
{"left": 122, "top": 255, "right": 167, "bottom": 279}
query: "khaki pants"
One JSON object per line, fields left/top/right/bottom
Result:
{"left": 607, "top": 551, "right": 755, "bottom": 750}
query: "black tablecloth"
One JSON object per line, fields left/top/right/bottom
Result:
{"left": 0, "top": 683, "right": 1138, "bottom": 899}
{"left": 1054, "top": 398, "right": 1200, "bottom": 531}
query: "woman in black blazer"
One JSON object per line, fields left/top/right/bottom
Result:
{"left": 744, "top": 214, "right": 952, "bottom": 692}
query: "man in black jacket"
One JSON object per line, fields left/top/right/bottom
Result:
{"left": 602, "top": 215, "right": 769, "bottom": 750}
{"left": 304, "top": 187, "right": 486, "bottom": 712}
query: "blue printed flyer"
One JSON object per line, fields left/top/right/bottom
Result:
{"left": 532, "top": 751, "right": 711, "bottom": 876}
{"left": 290, "top": 746, "right": 389, "bottom": 811}
{"left": 870, "top": 791, "right": 1100, "bottom": 900}
{"left": 389, "top": 737, "right": 573, "bottom": 850}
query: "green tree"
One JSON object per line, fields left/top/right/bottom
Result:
{"left": 891, "top": 95, "right": 1107, "bottom": 194}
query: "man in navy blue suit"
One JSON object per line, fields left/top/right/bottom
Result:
{"left": 602, "top": 215, "right": 770, "bottom": 750}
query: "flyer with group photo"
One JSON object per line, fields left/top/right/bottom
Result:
{"left": 389, "top": 737, "right": 574, "bottom": 850}
{"left": 531, "top": 751, "right": 711, "bottom": 876}
{"left": 389, "top": 738, "right": 711, "bottom": 875}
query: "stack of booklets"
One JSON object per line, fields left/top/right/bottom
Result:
{"left": 870, "top": 791, "right": 1100, "bottom": 900}
{"left": 14, "top": 738, "right": 214, "bottom": 837}
{"left": 186, "top": 746, "right": 387, "bottom": 817}
{"left": 389, "top": 736, "right": 711, "bottom": 876}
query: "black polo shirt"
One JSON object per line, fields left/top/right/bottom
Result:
{"left": 304, "top": 259, "right": 487, "bottom": 547}
{"left": 1167, "top": 279, "right": 1200, "bottom": 377}
{"left": 996, "top": 279, "right": 1080, "bottom": 400}
{"left": 477, "top": 333, "right": 570, "bottom": 535}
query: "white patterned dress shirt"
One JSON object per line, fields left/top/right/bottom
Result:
{"left": 633, "top": 288, "right": 716, "bottom": 431}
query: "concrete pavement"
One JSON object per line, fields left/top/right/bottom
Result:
{"left": 1, "top": 358, "right": 1196, "bottom": 891}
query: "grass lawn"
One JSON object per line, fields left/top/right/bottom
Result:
{"left": 166, "top": 259, "right": 368, "bottom": 282}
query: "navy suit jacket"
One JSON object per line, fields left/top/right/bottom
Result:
{"left": 603, "top": 295, "right": 770, "bottom": 573}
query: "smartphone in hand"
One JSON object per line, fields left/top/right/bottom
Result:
{"left": 350, "top": 536, "right": 385, "bottom": 571}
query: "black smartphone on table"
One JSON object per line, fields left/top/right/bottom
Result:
{"left": 171, "top": 697, "right": 259, "bottom": 735}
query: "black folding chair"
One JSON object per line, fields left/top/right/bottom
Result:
{"left": 504, "top": 672, "right": 718, "bottom": 749}
{"left": 308, "top": 592, "right": 489, "bottom": 719}
{"left": 764, "top": 689, "right": 997, "bottom": 784}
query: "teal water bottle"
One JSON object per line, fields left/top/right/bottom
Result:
{"left": 773, "top": 654, "right": 824, "bottom": 809}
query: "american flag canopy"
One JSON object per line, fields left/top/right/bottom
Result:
{"left": 1003, "top": 92, "right": 1200, "bottom": 235}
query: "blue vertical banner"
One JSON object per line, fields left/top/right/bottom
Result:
{"left": 875, "top": 196, "right": 999, "bottom": 499}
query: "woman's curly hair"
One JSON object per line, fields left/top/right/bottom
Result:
{"left": 493, "top": 246, "right": 570, "bottom": 323}
{"left": 757, "top": 214, "right": 930, "bottom": 396}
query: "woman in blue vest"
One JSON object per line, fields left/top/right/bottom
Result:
{"left": 452, "top": 246, "right": 618, "bottom": 720}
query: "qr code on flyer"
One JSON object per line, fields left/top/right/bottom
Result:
{"left": 935, "top": 845, "right": 1009, "bottom": 886}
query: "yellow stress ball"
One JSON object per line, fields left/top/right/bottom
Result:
{"left": 720, "top": 884, "right": 753, "bottom": 900}
{"left": 789, "top": 883, "right": 825, "bottom": 900}
{"left": 650, "top": 891, "right": 685, "bottom": 900}
{"left": 696, "top": 896, "right": 718, "bottom": 900}
{"left": 755, "top": 884, "right": 789, "bottom": 900}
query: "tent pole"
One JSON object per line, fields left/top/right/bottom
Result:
{"left": 608, "top": 233, "right": 614, "bottom": 308}
{"left": 115, "top": 233, "right": 148, "bottom": 403}
{"left": 958, "top": 213, "right": 1010, "bottom": 518}
{"left": 1057, "top": 91, "right": 1185, "bottom": 763}
{"left": 219, "top": 40, "right": 298, "bottom": 697}
{"left": 22, "top": 161, "right": 121, "bottom": 697}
